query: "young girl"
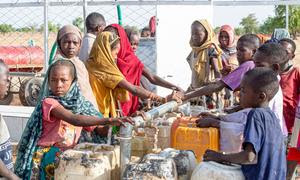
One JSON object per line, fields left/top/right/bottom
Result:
{"left": 187, "top": 19, "right": 223, "bottom": 108}
{"left": 218, "top": 25, "right": 239, "bottom": 107}
{"left": 15, "top": 59, "right": 133, "bottom": 180}
{"left": 55, "top": 25, "right": 98, "bottom": 109}
{"left": 101, "top": 24, "right": 183, "bottom": 116}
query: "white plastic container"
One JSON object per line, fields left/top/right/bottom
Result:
{"left": 157, "top": 125, "right": 172, "bottom": 149}
{"left": 55, "top": 149, "right": 111, "bottom": 180}
{"left": 123, "top": 154, "right": 178, "bottom": 180}
{"left": 191, "top": 161, "right": 245, "bottom": 180}
{"left": 74, "top": 143, "right": 120, "bottom": 180}
{"left": 159, "top": 148, "right": 197, "bottom": 180}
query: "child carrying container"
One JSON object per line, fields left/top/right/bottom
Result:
{"left": 203, "top": 67, "right": 286, "bottom": 180}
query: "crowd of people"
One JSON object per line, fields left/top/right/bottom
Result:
{"left": 0, "top": 11, "right": 298, "bottom": 180}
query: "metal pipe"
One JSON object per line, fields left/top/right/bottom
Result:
{"left": 43, "top": 0, "right": 49, "bottom": 71}
{"left": 83, "top": 0, "right": 87, "bottom": 33}
{"left": 119, "top": 101, "right": 179, "bottom": 178}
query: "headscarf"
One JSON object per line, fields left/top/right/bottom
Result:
{"left": 55, "top": 25, "right": 99, "bottom": 111}
{"left": 86, "top": 31, "right": 129, "bottom": 117}
{"left": 219, "top": 25, "right": 238, "bottom": 69}
{"left": 219, "top": 25, "right": 235, "bottom": 48}
{"left": 110, "top": 24, "right": 144, "bottom": 116}
{"left": 149, "top": 16, "right": 156, "bottom": 36}
{"left": 15, "top": 59, "right": 102, "bottom": 179}
{"left": 271, "top": 28, "right": 290, "bottom": 41}
{"left": 189, "top": 19, "right": 223, "bottom": 85}
{"left": 256, "top": 34, "right": 270, "bottom": 44}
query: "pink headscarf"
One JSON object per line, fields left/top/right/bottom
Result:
{"left": 219, "top": 25, "right": 235, "bottom": 48}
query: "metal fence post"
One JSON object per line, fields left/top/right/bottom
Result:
{"left": 83, "top": 0, "right": 87, "bottom": 33}
{"left": 43, "top": 0, "right": 49, "bottom": 71}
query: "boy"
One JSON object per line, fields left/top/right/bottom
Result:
{"left": 203, "top": 67, "right": 286, "bottom": 180}
{"left": 253, "top": 42, "right": 288, "bottom": 136}
{"left": 183, "top": 34, "right": 260, "bottom": 101}
{"left": 0, "top": 60, "right": 19, "bottom": 180}
{"left": 278, "top": 38, "right": 300, "bottom": 135}
{"left": 79, "top": 12, "right": 106, "bottom": 62}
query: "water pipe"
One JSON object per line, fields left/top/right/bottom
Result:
{"left": 119, "top": 101, "right": 179, "bottom": 178}
{"left": 48, "top": 42, "right": 57, "bottom": 66}
{"left": 117, "top": 5, "right": 122, "bottom": 26}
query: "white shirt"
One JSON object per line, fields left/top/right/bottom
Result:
{"left": 269, "top": 76, "right": 288, "bottom": 136}
{"left": 78, "top": 33, "right": 96, "bottom": 62}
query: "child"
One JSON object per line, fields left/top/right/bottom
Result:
{"left": 203, "top": 67, "right": 286, "bottom": 180}
{"left": 79, "top": 12, "right": 106, "bottom": 62}
{"left": 183, "top": 34, "right": 260, "bottom": 103}
{"left": 253, "top": 42, "right": 288, "bottom": 136}
{"left": 218, "top": 25, "right": 239, "bottom": 107}
{"left": 278, "top": 38, "right": 300, "bottom": 135}
{"left": 218, "top": 25, "right": 239, "bottom": 75}
{"left": 141, "top": 27, "right": 151, "bottom": 38}
{"left": 125, "top": 27, "right": 140, "bottom": 53}
{"left": 0, "top": 60, "right": 20, "bottom": 180}
{"left": 187, "top": 19, "right": 223, "bottom": 108}
{"left": 15, "top": 59, "right": 133, "bottom": 179}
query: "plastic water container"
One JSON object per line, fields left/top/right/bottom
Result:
{"left": 55, "top": 149, "right": 111, "bottom": 180}
{"left": 157, "top": 125, "right": 172, "bottom": 149}
{"left": 172, "top": 126, "right": 219, "bottom": 162}
{"left": 220, "top": 121, "right": 244, "bottom": 153}
{"left": 123, "top": 154, "right": 178, "bottom": 180}
{"left": 170, "top": 117, "right": 198, "bottom": 147}
{"left": 159, "top": 148, "right": 197, "bottom": 180}
{"left": 191, "top": 161, "right": 245, "bottom": 180}
{"left": 74, "top": 143, "right": 120, "bottom": 180}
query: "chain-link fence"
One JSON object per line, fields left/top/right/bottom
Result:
{"left": 0, "top": 0, "right": 157, "bottom": 104}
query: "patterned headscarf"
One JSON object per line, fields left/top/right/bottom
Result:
{"left": 15, "top": 59, "right": 102, "bottom": 179}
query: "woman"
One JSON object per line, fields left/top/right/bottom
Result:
{"left": 55, "top": 25, "right": 98, "bottom": 109}
{"left": 87, "top": 31, "right": 176, "bottom": 118}
{"left": 14, "top": 59, "right": 132, "bottom": 179}
{"left": 103, "top": 24, "right": 183, "bottom": 116}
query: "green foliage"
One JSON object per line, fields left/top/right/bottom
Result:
{"left": 259, "top": 5, "right": 300, "bottom": 38}
{"left": 16, "top": 24, "right": 38, "bottom": 32}
{"left": 39, "top": 22, "right": 61, "bottom": 32}
{"left": 234, "top": 27, "right": 244, "bottom": 36}
{"left": 239, "top": 13, "right": 259, "bottom": 34}
{"left": 0, "top": 24, "right": 15, "bottom": 33}
{"left": 214, "top": 26, "right": 220, "bottom": 34}
{"left": 72, "top": 17, "right": 84, "bottom": 31}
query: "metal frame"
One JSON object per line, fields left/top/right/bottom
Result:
{"left": 1, "top": 0, "right": 300, "bottom": 7}
{"left": 0, "top": 0, "right": 298, "bottom": 68}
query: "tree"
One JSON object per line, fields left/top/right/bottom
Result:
{"left": 239, "top": 13, "right": 259, "bottom": 34}
{"left": 72, "top": 17, "right": 84, "bottom": 31}
{"left": 259, "top": 5, "right": 300, "bottom": 38}
{"left": 214, "top": 26, "right": 221, "bottom": 34}
{"left": 39, "top": 21, "right": 61, "bottom": 32}
{"left": 16, "top": 24, "right": 38, "bottom": 32}
{"left": 0, "top": 24, "right": 15, "bottom": 33}
{"left": 234, "top": 27, "right": 244, "bottom": 36}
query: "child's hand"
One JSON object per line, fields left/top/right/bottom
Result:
{"left": 196, "top": 117, "right": 220, "bottom": 128}
{"left": 108, "top": 117, "right": 134, "bottom": 126}
{"left": 198, "top": 112, "right": 219, "bottom": 119}
{"left": 203, "top": 149, "right": 223, "bottom": 162}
